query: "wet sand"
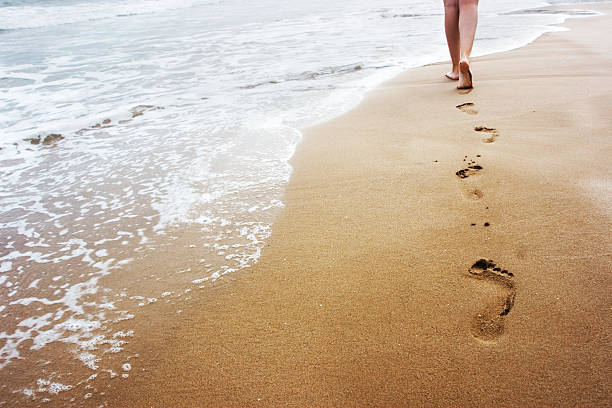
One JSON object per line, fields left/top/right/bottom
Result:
{"left": 104, "top": 4, "right": 612, "bottom": 407}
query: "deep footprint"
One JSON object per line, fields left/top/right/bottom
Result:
{"left": 474, "top": 126, "right": 499, "bottom": 143}
{"left": 456, "top": 102, "right": 478, "bottom": 115}
{"left": 468, "top": 259, "right": 515, "bottom": 341}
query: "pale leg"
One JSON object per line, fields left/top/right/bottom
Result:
{"left": 457, "top": 0, "right": 479, "bottom": 89}
{"left": 443, "top": 0, "right": 460, "bottom": 80}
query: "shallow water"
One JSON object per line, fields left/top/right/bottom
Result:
{"left": 0, "top": 0, "right": 596, "bottom": 404}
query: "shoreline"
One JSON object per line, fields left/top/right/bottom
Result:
{"left": 106, "top": 2, "right": 611, "bottom": 406}
{"left": 6, "top": 1, "right": 610, "bottom": 406}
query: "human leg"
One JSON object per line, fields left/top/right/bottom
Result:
{"left": 443, "top": 0, "right": 460, "bottom": 80}
{"left": 457, "top": 0, "right": 478, "bottom": 88}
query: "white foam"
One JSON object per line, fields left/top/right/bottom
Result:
{"left": 0, "top": 261, "right": 12, "bottom": 273}
{"left": 113, "top": 330, "right": 134, "bottom": 338}
{"left": 95, "top": 249, "right": 109, "bottom": 257}
{"left": 36, "top": 379, "right": 72, "bottom": 395}
{"left": 77, "top": 352, "right": 100, "bottom": 370}
{"left": 28, "top": 279, "right": 41, "bottom": 289}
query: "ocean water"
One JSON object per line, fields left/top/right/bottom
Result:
{"left": 0, "top": 0, "right": 599, "bottom": 403}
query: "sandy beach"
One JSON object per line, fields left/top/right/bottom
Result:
{"left": 91, "top": 3, "right": 612, "bottom": 407}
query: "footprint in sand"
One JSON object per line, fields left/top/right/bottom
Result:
{"left": 468, "top": 259, "right": 516, "bottom": 341}
{"left": 475, "top": 126, "right": 499, "bottom": 143}
{"left": 465, "top": 188, "right": 483, "bottom": 200}
{"left": 456, "top": 157, "right": 484, "bottom": 200}
{"left": 455, "top": 158, "right": 482, "bottom": 179}
{"left": 456, "top": 102, "right": 478, "bottom": 115}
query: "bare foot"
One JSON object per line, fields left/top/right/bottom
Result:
{"left": 445, "top": 71, "right": 459, "bottom": 81}
{"left": 458, "top": 60, "right": 473, "bottom": 89}
{"left": 445, "top": 64, "right": 459, "bottom": 80}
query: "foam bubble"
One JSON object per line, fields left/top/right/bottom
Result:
{"left": 36, "top": 379, "right": 72, "bottom": 395}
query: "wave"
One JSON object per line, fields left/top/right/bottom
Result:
{"left": 0, "top": 0, "right": 195, "bottom": 30}
{"left": 240, "top": 63, "right": 369, "bottom": 89}
{"left": 503, "top": 8, "right": 598, "bottom": 15}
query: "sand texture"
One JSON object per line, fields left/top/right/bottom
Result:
{"left": 102, "top": 4, "right": 612, "bottom": 407}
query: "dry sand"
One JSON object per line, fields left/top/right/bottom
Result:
{"left": 104, "top": 4, "right": 612, "bottom": 407}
